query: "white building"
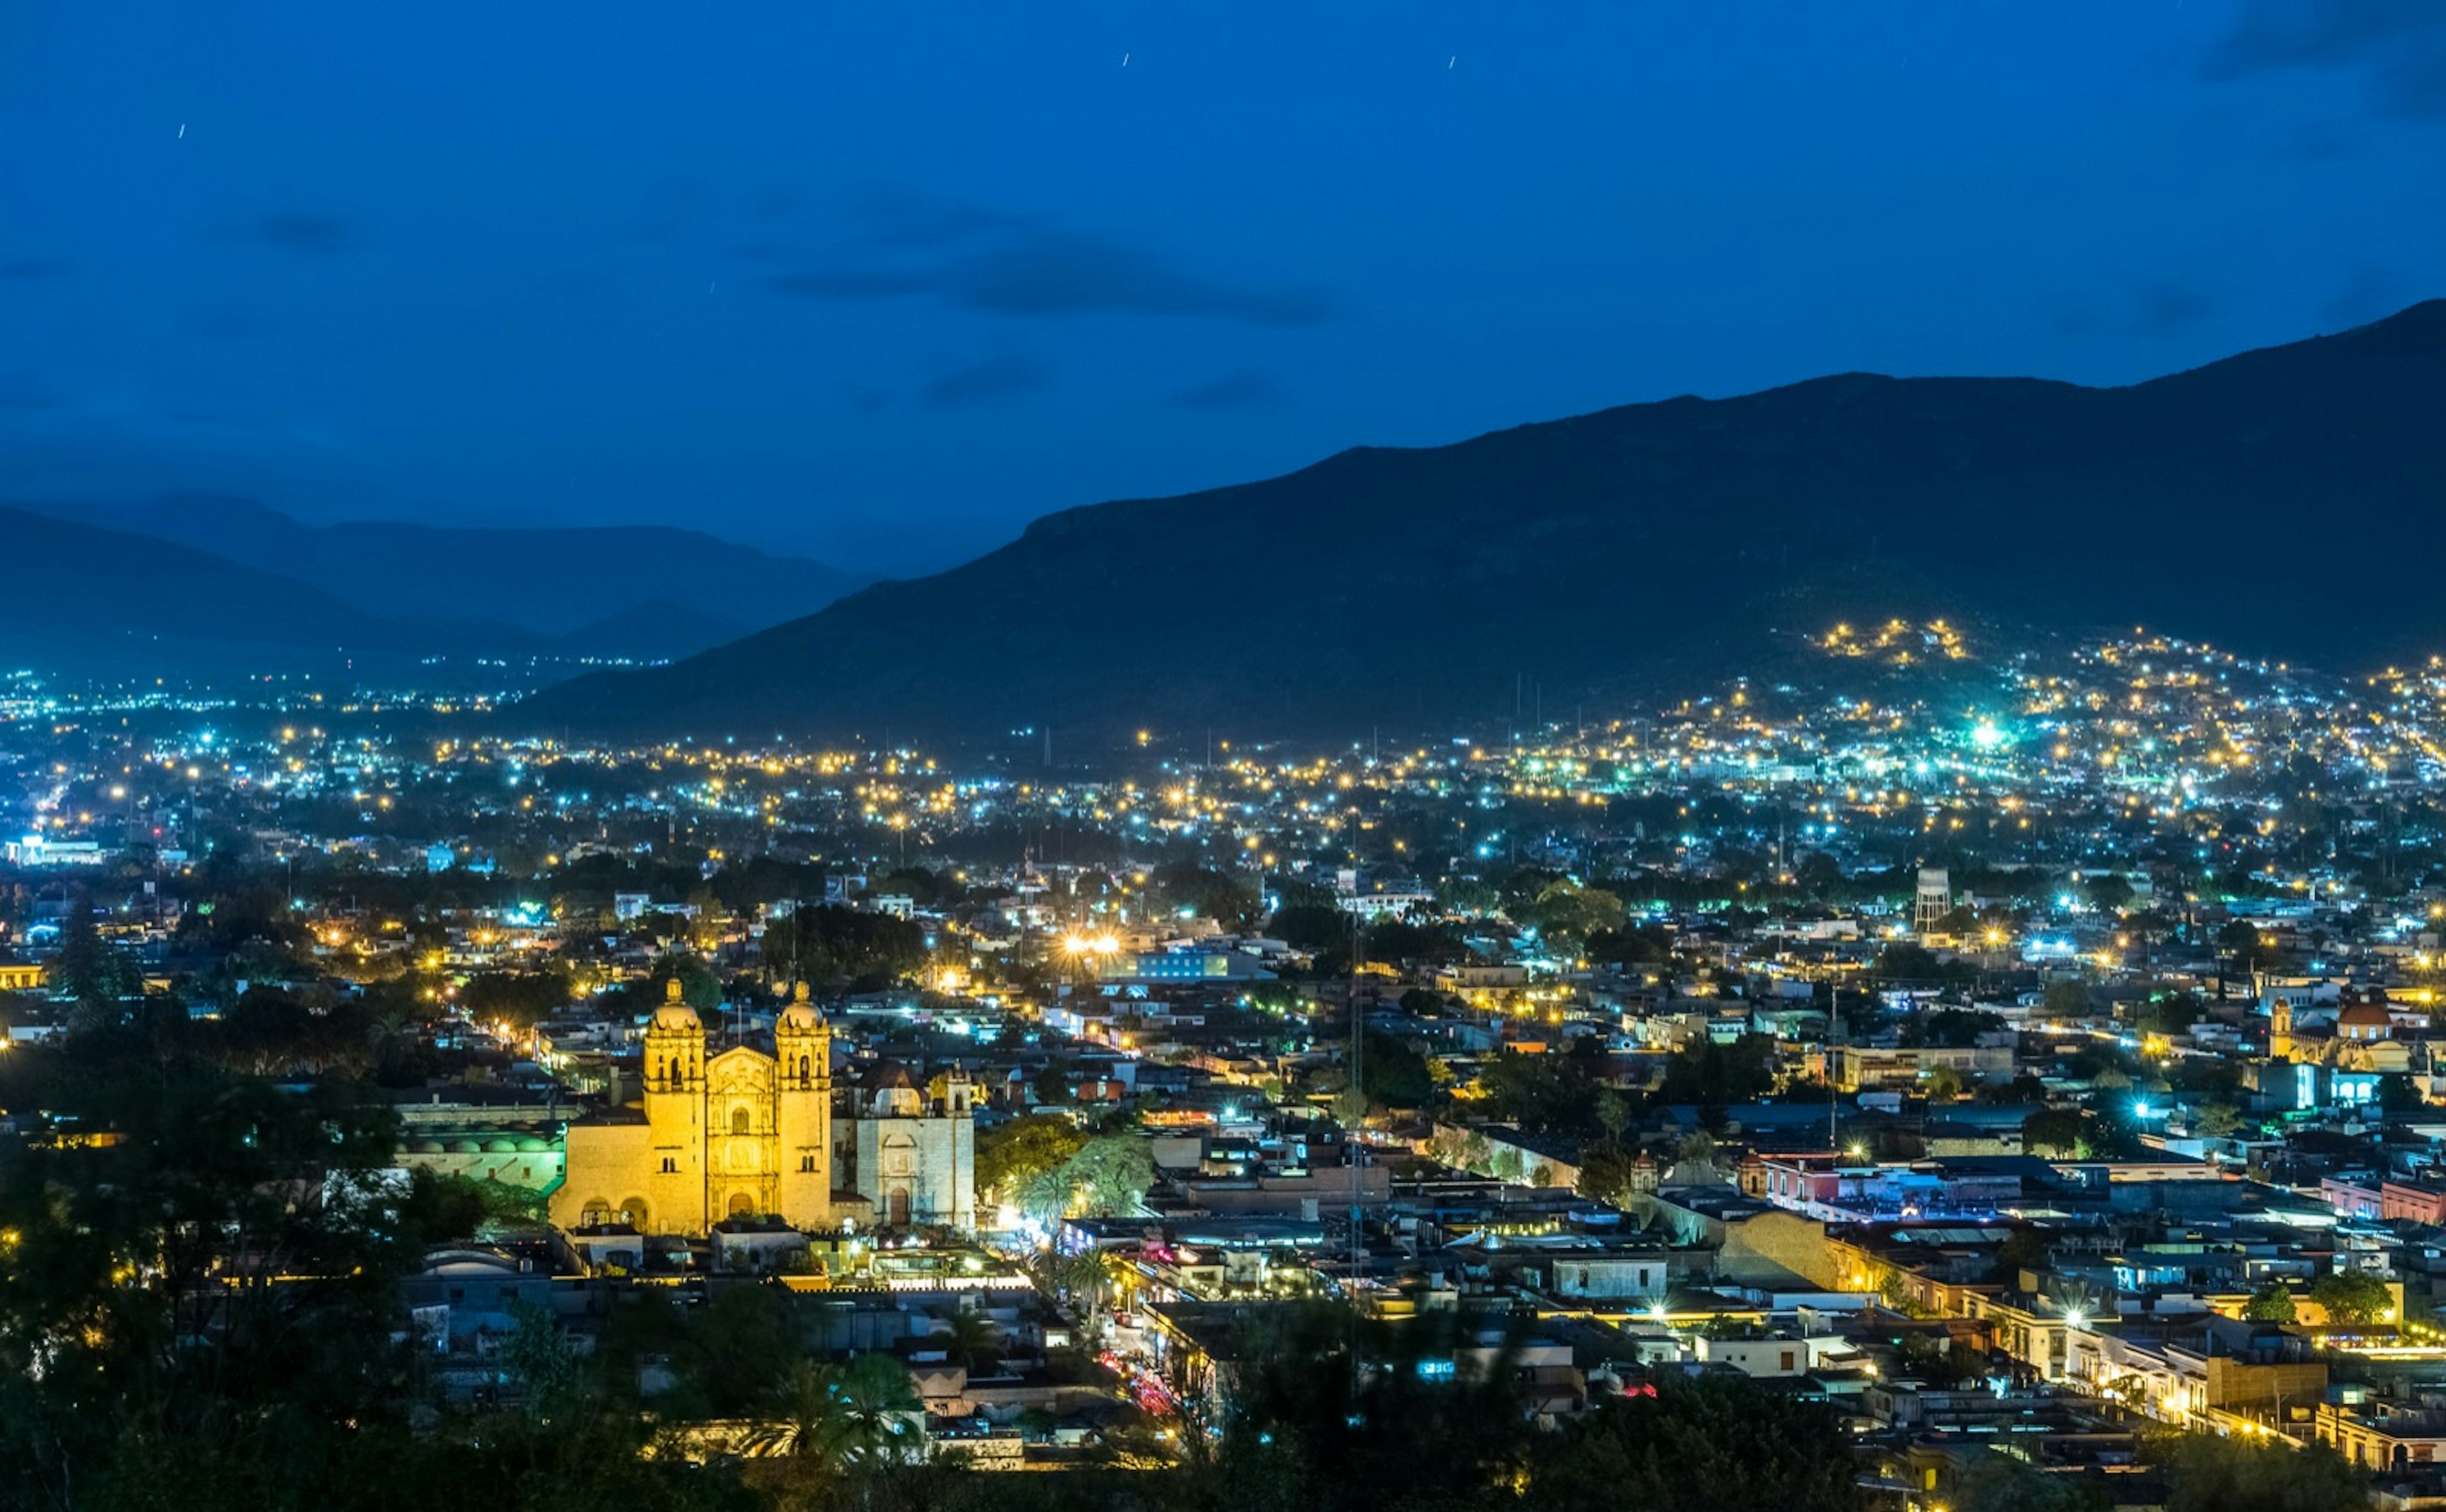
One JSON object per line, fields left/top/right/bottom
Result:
{"left": 846, "top": 1062, "right": 978, "bottom": 1230}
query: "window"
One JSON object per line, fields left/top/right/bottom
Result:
{"left": 660, "top": 1157, "right": 676, "bottom": 1174}
{"left": 800, "top": 1155, "right": 817, "bottom": 1173}
{"left": 732, "top": 1107, "right": 751, "bottom": 1136}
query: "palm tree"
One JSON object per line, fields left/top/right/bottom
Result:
{"left": 940, "top": 1310, "right": 1001, "bottom": 1377}
{"left": 1017, "top": 1166, "right": 1072, "bottom": 1227}
{"left": 832, "top": 1352, "right": 924, "bottom": 1464}
{"left": 745, "top": 1359, "right": 862, "bottom": 1466}
{"left": 366, "top": 1009, "right": 417, "bottom": 1074}
{"left": 743, "top": 1354, "right": 917, "bottom": 1463}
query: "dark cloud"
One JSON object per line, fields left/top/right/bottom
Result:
{"left": 0, "top": 371, "right": 63, "bottom": 410}
{"left": 772, "top": 266, "right": 938, "bottom": 299}
{"left": 2033, "top": 291, "right": 2103, "bottom": 337}
{"left": 1, "top": 257, "right": 70, "bottom": 279}
{"left": 2321, "top": 267, "right": 2405, "bottom": 327}
{"left": 250, "top": 212, "right": 354, "bottom": 256}
{"left": 182, "top": 305, "right": 275, "bottom": 341}
{"left": 2293, "top": 119, "right": 2358, "bottom": 157}
{"left": 1170, "top": 371, "right": 1285, "bottom": 411}
{"left": 2033, "top": 284, "right": 2217, "bottom": 341}
{"left": 920, "top": 355, "right": 1048, "bottom": 407}
{"left": 845, "top": 190, "right": 1029, "bottom": 250}
{"left": 2206, "top": 1, "right": 2446, "bottom": 120}
{"left": 2131, "top": 280, "right": 2214, "bottom": 338}
{"left": 763, "top": 196, "right": 1334, "bottom": 327}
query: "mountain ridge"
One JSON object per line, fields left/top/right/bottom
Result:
{"left": 12, "top": 496, "right": 868, "bottom": 650}
{"left": 450, "top": 300, "right": 2446, "bottom": 736}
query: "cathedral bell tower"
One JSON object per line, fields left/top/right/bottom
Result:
{"left": 641, "top": 977, "right": 708, "bottom": 1233}
{"left": 774, "top": 982, "right": 833, "bottom": 1225}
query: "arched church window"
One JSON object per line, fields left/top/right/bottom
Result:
{"left": 797, "top": 1054, "right": 812, "bottom": 1085}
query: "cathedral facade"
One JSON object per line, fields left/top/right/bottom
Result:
{"left": 552, "top": 981, "right": 833, "bottom": 1236}
{"left": 846, "top": 1062, "right": 978, "bottom": 1230}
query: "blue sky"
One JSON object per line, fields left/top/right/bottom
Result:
{"left": 3, "top": 1, "right": 2442, "bottom": 574}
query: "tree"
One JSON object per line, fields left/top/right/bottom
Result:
{"left": 762, "top": 906, "right": 927, "bottom": 988}
{"left": 1359, "top": 1032, "right": 1435, "bottom": 1109}
{"left": 2157, "top": 1430, "right": 2366, "bottom": 1512}
{"left": 1909, "top": 1007, "right": 2006, "bottom": 1048}
{"left": 1659, "top": 1036, "right": 1777, "bottom": 1111}
{"left": 1149, "top": 862, "right": 1258, "bottom": 929}
{"left": 53, "top": 886, "right": 138, "bottom": 1015}
{"left": 939, "top": 1309, "right": 1003, "bottom": 1376}
{"left": 1064, "top": 1136, "right": 1157, "bottom": 1216}
{"left": 2081, "top": 874, "right": 2135, "bottom": 915}
{"left": 974, "top": 1113, "right": 1086, "bottom": 1204}
{"left": 743, "top": 1353, "right": 920, "bottom": 1469}
{"left": 2041, "top": 977, "right": 2092, "bottom": 1018}
{"left": 2309, "top": 1269, "right": 2392, "bottom": 1325}
{"left": 1577, "top": 1145, "right": 1639, "bottom": 1206}
{"left": 1268, "top": 902, "right": 1353, "bottom": 953}
{"left": 1536, "top": 1369, "right": 1864, "bottom": 1512}
{"left": 2242, "top": 1283, "right": 2297, "bottom": 1323}
{"left": 1594, "top": 1088, "right": 1633, "bottom": 1150}
{"left": 2023, "top": 1106, "right": 2085, "bottom": 1158}
{"left": 460, "top": 966, "right": 575, "bottom": 1028}
{"left": 1955, "top": 1447, "right": 2110, "bottom": 1511}
{"left": 1523, "top": 880, "right": 1627, "bottom": 946}
{"left": 501, "top": 1297, "right": 579, "bottom": 1419}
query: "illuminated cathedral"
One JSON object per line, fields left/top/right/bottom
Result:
{"left": 552, "top": 980, "right": 834, "bottom": 1235}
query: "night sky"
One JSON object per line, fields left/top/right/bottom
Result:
{"left": 4, "top": 2, "right": 2442, "bottom": 575}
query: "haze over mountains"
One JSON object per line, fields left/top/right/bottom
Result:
{"left": 0, "top": 500, "right": 866, "bottom": 675}
{"left": 519, "top": 301, "right": 2446, "bottom": 743}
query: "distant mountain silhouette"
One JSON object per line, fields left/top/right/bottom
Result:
{"left": 0, "top": 505, "right": 536, "bottom": 680}
{"left": 17, "top": 497, "right": 865, "bottom": 655}
{"left": 555, "top": 599, "right": 752, "bottom": 661}
{"left": 497, "top": 302, "right": 2446, "bottom": 738}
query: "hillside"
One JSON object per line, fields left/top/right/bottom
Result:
{"left": 21, "top": 498, "right": 866, "bottom": 652}
{"left": 0, "top": 506, "right": 529, "bottom": 680}
{"left": 516, "top": 300, "right": 2445, "bottom": 741}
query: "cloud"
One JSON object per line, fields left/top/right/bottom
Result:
{"left": 763, "top": 195, "right": 1334, "bottom": 327}
{"left": 2321, "top": 267, "right": 2406, "bottom": 327}
{"left": 1, "top": 257, "right": 69, "bottom": 279}
{"left": 845, "top": 189, "right": 1029, "bottom": 250}
{"left": 182, "top": 305, "right": 275, "bottom": 341}
{"left": 920, "top": 355, "right": 1049, "bottom": 407}
{"left": 2033, "top": 291, "right": 2102, "bottom": 337}
{"left": 2205, "top": 1, "right": 2446, "bottom": 120}
{"left": 2131, "top": 280, "right": 2214, "bottom": 338}
{"left": 249, "top": 212, "right": 354, "bottom": 256}
{"left": 1169, "top": 371, "right": 1285, "bottom": 411}
{"left": 2033, "top": 283, "right": 2217, "bottom": 341}
{"left": 0, "top": 371, "right": 64, "bottom": 410}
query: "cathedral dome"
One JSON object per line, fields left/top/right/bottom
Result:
{"left": 863, "top": 1059, "right": 915, "bottom": 1091}
{"left": 777, "top": 980, "right": 824, "bottom": 1034}
{"left": 650, "top": 976, "right": 701, "bottom": 1032}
